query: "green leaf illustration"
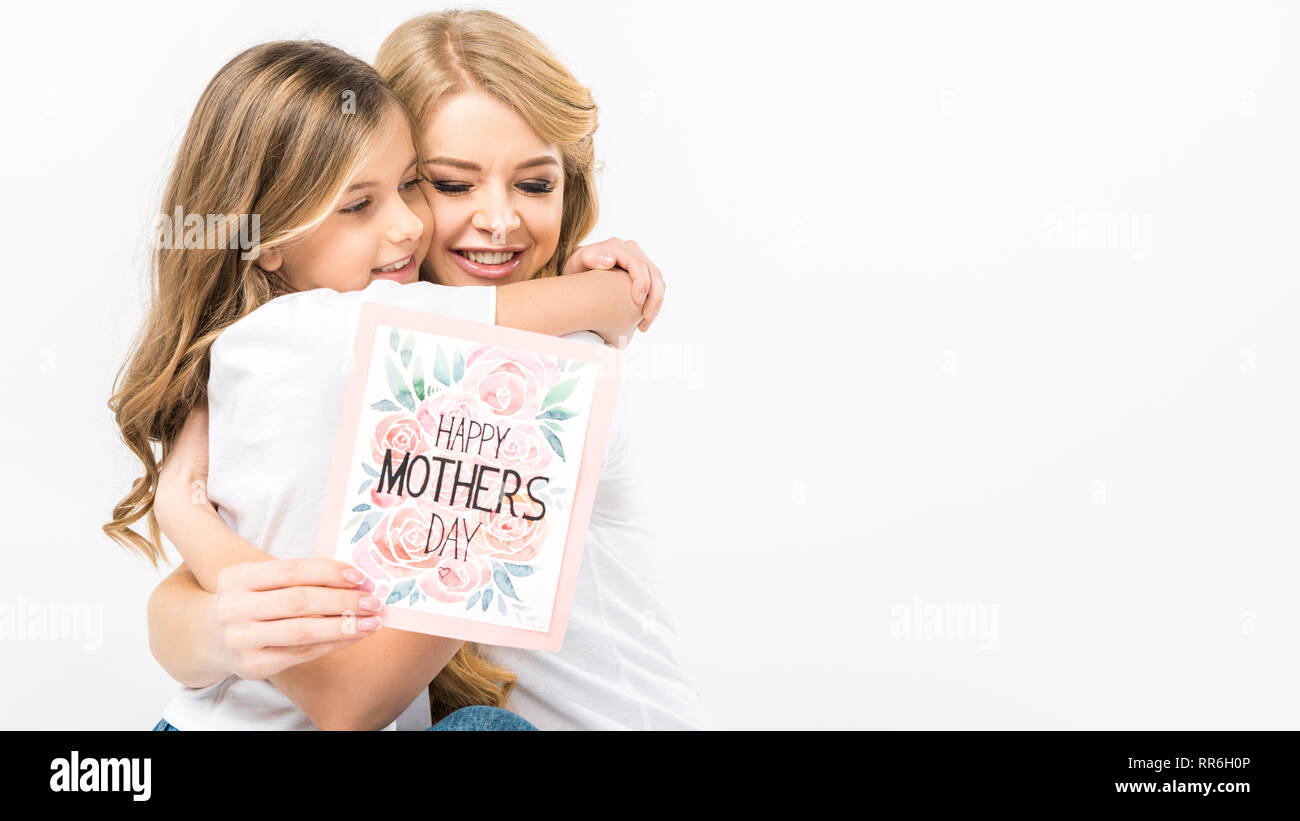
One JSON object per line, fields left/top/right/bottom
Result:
{"left": 371, "top": 400, "right": 401, "bottom": 412}
{"left": 453, "top": 349, "right": 465, "bottom": 383}
{"left": 536, "top": 407, "right": 578, "bottom": 421}
{"left": 389, "top": 328, "right": 399, "bottom": 352}
{"left": 493, "top": 566, "right": 521, "bottom": 601}
{"left": 412, "top": 354, "right": 426, "bottom": 400}
{"left": 386, "top": 358, "right": 415, "bottom": 411}
{"left": 399, "top": 334, "right": 414, "bottom": 368}
{"left": 541, "top": 378, "right": 579, "bottom": 410}
{"left": 433, "top": 347, "right": 451, "bottom": 387}
{"left": 540, "top": 426, "right": 566, "bottom": 462}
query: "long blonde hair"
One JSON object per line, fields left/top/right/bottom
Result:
{"left": 106, "top": 40, "right": 409, "bottom": 566}
{"left": 105, "top": 40, "right": 518, "bottom": 722}
{"left": 376, "top": 8, "right": 600, "bottom": 283}
{"left": 375, "top": 9, "right": 603, "bottom": 720}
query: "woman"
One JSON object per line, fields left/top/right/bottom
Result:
{"left": 145, "top": 9, "right": 710, "bottom": 730}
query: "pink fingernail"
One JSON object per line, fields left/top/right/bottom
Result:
{"left": 359, "top": 596, "right": 381, "bottom": 612}
{"left": 359, "top": 617, "right": 381, "bottom": 631}
{"left": 343, "top": 568, "right": 364, "bottom": 584}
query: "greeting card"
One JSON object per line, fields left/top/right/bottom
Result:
{"left": 315, "top": 302, "right": 621, "bottom": 651}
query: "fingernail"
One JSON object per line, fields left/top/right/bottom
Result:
{"left": 636, "top": 289, "right": 647, "bottom": 304}
{"left": 359, "top": 617, "right": 381, "bottom": 631}
{"left": 601, "top": 255, "right": 615, "bottom": 267}
{"left": 343, "top": 568, "right": 364, "bottom": 584}
{"left": 359, "top": 596, "right": 381, "bottom": 612}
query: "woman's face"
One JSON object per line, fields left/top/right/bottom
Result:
{"left": 261, "top": 105, "right": 432, "bottom": 292}
{"left": 418, "top": 90, "right": 564, "bottom": 287}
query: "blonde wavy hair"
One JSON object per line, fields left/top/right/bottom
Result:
{"left": 375, "top": 8, "right": 603, "bottom": 721}
{"left": 376, "top": 8, "right": 600, "bottom": 285}
{"left": 104, "top": 39, "right": 516, "bottom": 724}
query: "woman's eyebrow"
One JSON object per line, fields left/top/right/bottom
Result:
{"left": 516, "top": 156, "right": 559, "bottom": 170}
{"left": 423, "top": 156, "right": 560, "bottom": 171}
{"left": 425, "top": 156, "right": 479, "bottom": 171}
{"left": 346, "top": 159, "right": 419, "bottom": 191}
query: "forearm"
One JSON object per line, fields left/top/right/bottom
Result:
{"left": 496, "top": 268, "right": 643, "bottom": 342}
{"left": 271, "top": 630, "right": 464, "bottom": 731}
{"left": 155, "top": 466, "right": 271, "bottom": 592}
{"left": 152, "top": 555, "right": 461, "bottom": 730}
{"left": 147, "top": 564, "right": 230, "bottom": 689}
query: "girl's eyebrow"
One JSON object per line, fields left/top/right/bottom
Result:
{"left": 346, "top": 159, "right": 419, "bottom": 192}
{"left": 424, "top": 155, "right": 559, "bottom": 171}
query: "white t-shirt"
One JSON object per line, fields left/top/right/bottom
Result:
{"left": 161, "top": 278, "right": 714, "bottom": 731}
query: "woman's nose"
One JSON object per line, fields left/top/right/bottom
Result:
{"left": 471, "top": 194, "right": 521, "bottom": 243}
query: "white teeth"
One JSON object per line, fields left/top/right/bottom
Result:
{"left": 374, "top": 256, "right": 411, "bottom": 273}
{"left": 463, "top": 250, "right": 514, "bottom": 265}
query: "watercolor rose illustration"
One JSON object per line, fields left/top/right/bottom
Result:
{"left": 467, "top": 494, "right": 550, "bottom": 563}
{"left": 369, "top": 412, "right": 430, "bottom": 508}
{"left": 370, "top": 506, "right": 444, "bottom": 578}
{"left": 461, "top": 347, "right": 560, "bottom": 421}
{"left": 417, "top": 548, "right": 493, "bottom": 603}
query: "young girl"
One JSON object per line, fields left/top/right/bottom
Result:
{"left": 142, "top": 10, "right": 714, "bottom": 730}
{"left": 106, "top": 38, "right": 661, "bottom": 730}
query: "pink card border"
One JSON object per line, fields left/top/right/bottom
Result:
{"left": 313, "top": 301, "right": 621, "bottom": 651}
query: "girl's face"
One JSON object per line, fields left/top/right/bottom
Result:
{"left": 419, "top": 90, "right": 564, "bottom": 287}
{"left": 261, "top": 106, "right": 431, "bottom": 292}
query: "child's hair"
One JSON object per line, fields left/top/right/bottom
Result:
{"left": 106, "top": 40, "right": 410, "bottom": 566}
{"left": 375, "top": 8, "right": 600, "bottom": 284}
{"left": 104, "top": 39, "right": 520, "bottom": 720}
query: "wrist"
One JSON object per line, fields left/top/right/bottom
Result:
{"left": 199, "top": 588, "right": 238, "bottom": 683}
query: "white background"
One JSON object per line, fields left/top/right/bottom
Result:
{"left": 1, "top": 0, "right": 1297, "bottom": 729}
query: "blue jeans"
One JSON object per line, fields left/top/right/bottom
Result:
{"left": 152, "top": 706, "right": 536, "bottom": 731}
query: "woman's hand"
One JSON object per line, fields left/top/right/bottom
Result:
{"left": 202, "top": 558, "right": 384, "bottom": 682}
{"left": 563, "top": 237, "right": 666, "bottom": 333}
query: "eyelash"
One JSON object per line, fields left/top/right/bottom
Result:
{"left": 430, "top": 181, "right": 556, "bottom": 195}
{"left": 340, "top": 177, "right": 424, "bottom": 214}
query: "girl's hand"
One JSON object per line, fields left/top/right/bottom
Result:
{"left": 562, "top": 237, "right": 666, "bottom": 333}
{"left": 205, "top": 558, "right": 384, "bottom": 681}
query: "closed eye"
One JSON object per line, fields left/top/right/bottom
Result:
{"left": 431, "top": 180, "right": 472, "bottom": 194}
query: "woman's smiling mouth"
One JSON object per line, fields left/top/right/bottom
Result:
{"left": 450, "top": 247, "right": 524, "bottom": 279}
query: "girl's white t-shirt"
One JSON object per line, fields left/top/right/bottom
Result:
{"left": 161, "top": 279, "right": 714, "bottom": 731}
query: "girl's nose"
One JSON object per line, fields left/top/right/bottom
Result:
{"left": 388, "top": 199, "right": 425, "bottom": 245}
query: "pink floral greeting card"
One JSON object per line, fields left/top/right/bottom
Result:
{"left": 314, "top": 302, "right": 621, "bottom": 651}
